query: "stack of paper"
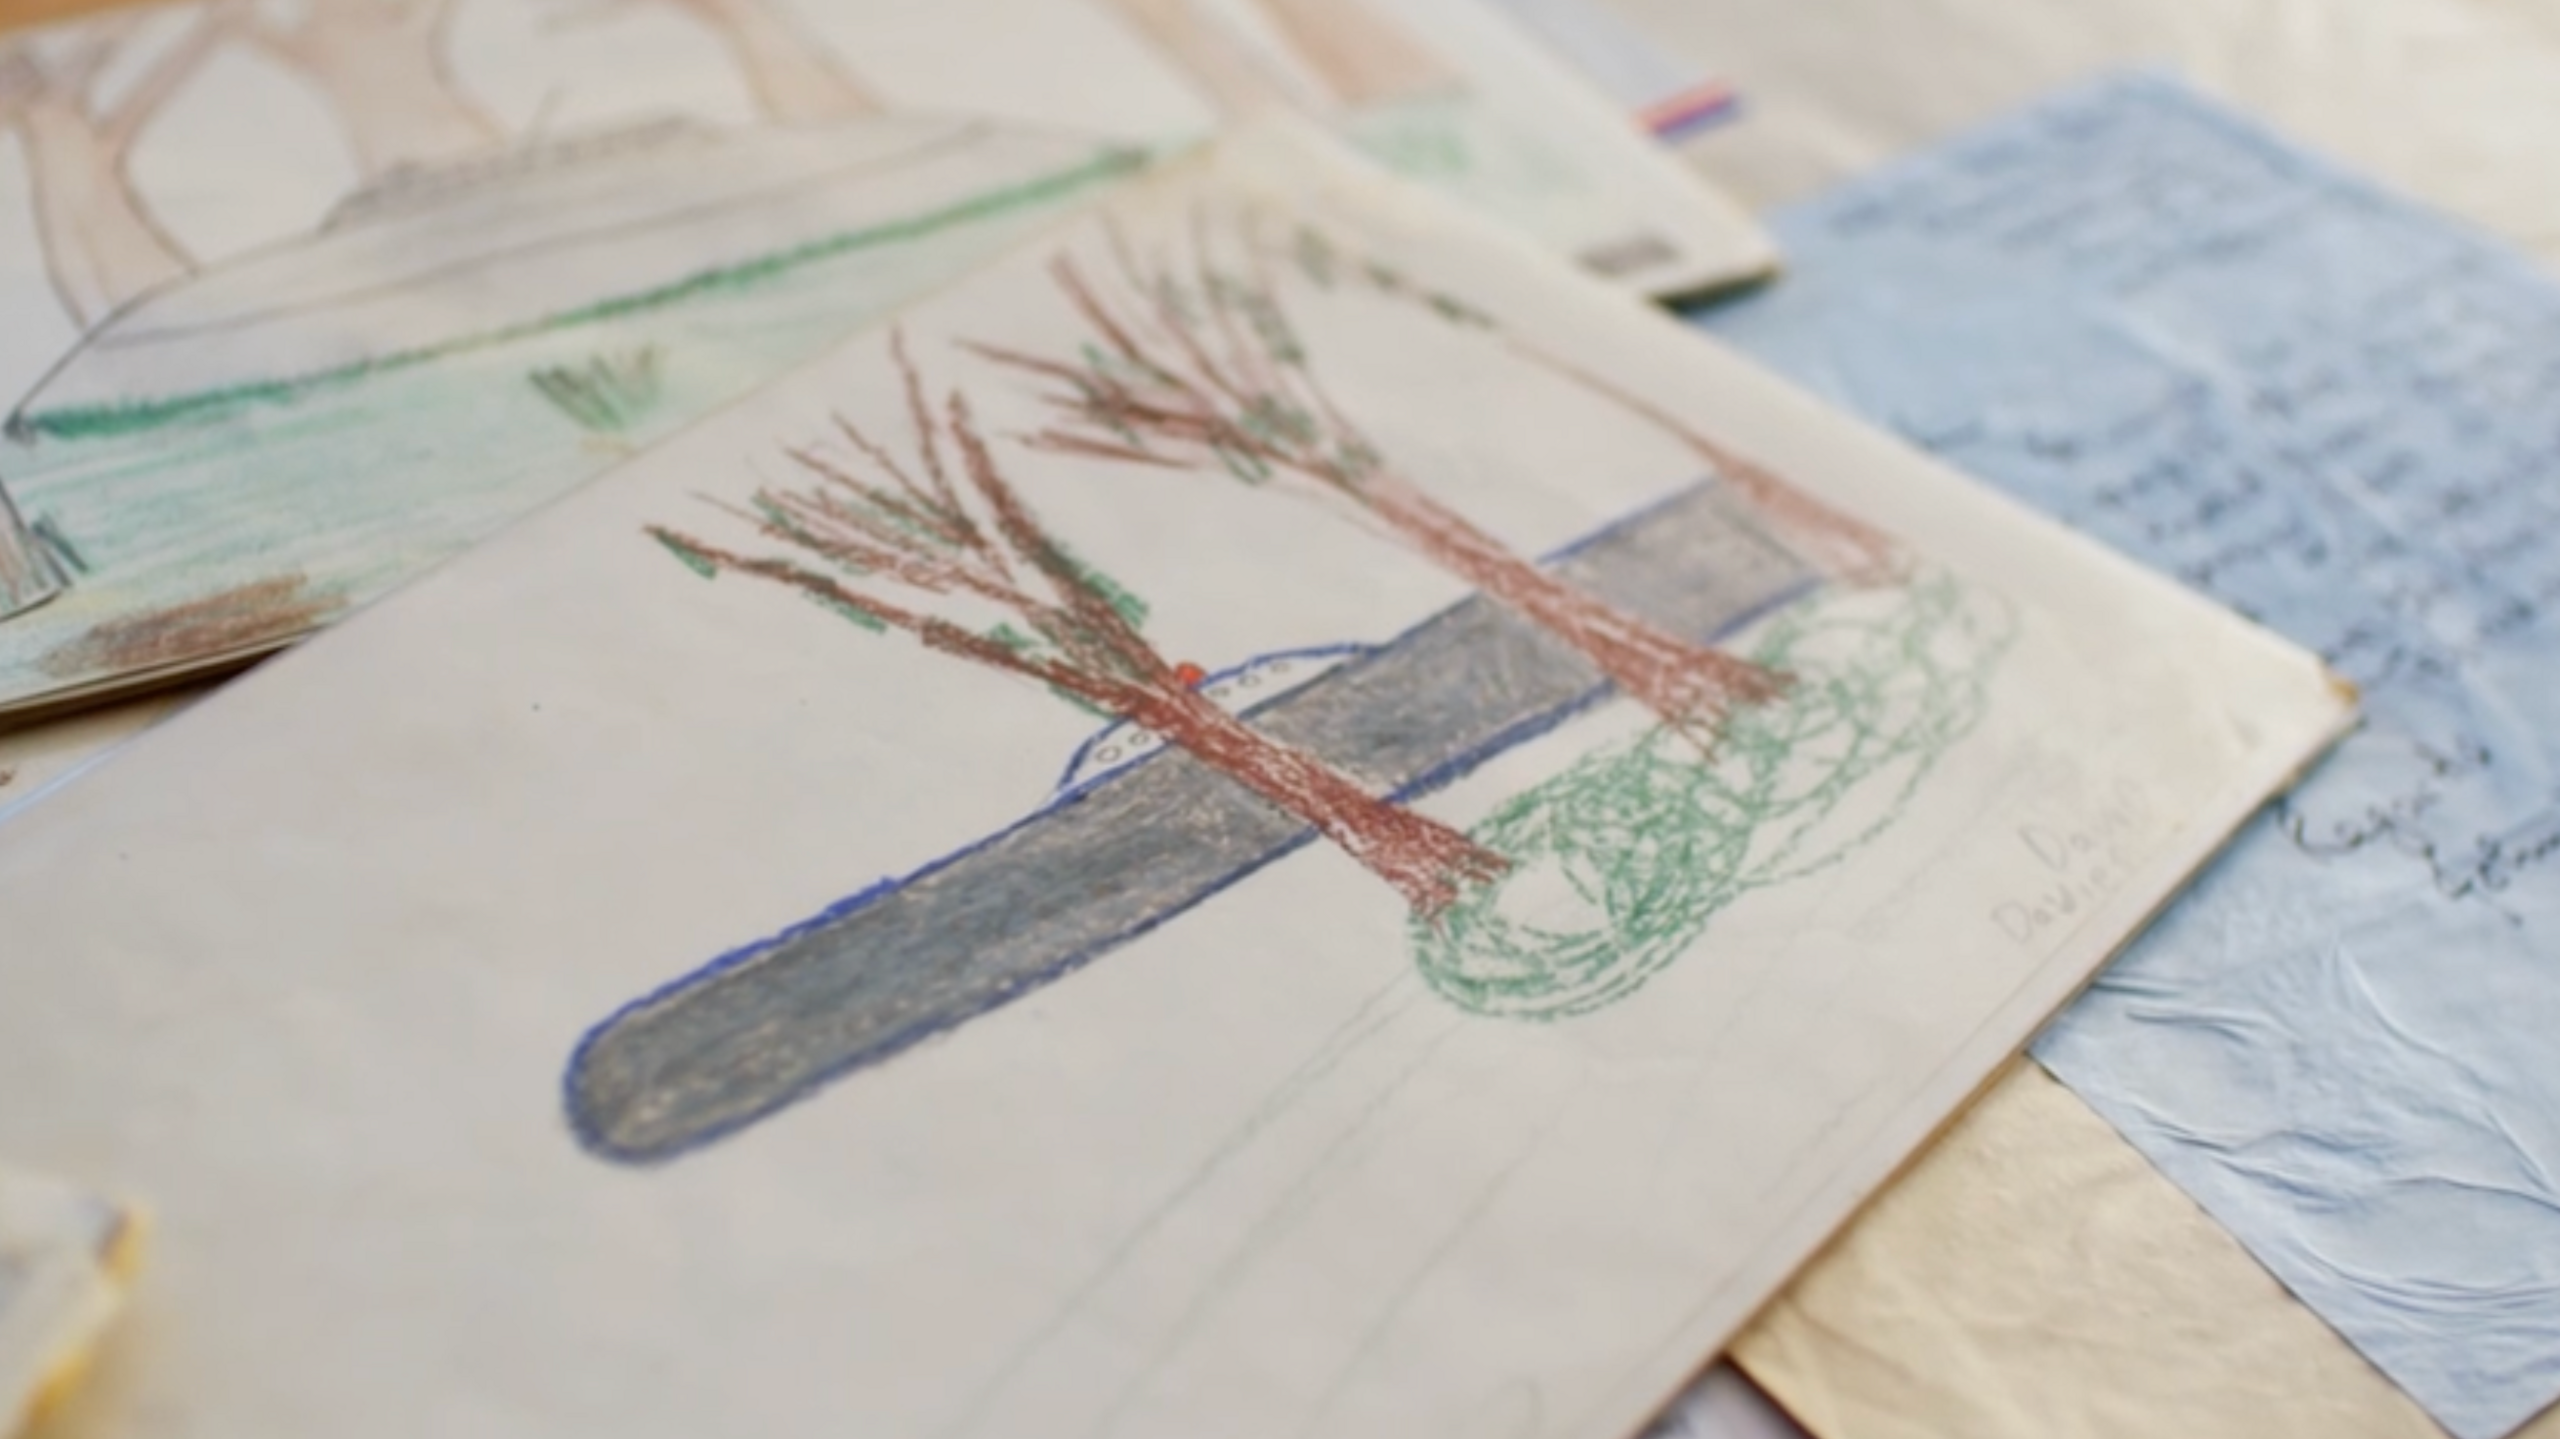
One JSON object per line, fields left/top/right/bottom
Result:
{"left": 0, "top": 97, "right": 2347, "bottom": 1433}
{"left": 0, "top": 0, "right": 1775, "bottom": 721}
{"left": 39, "top": 1, "right": 2558, "bottom": 1436}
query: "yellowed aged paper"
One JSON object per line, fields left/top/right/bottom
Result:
{"left": 1735, "top": 1063, "right": 2560, "bottom": 1439}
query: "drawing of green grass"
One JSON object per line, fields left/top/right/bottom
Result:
{"left": 17, "top": 147, "right": 1142, "bottom": 443}
{"left": 531, "top": 345, "right": 665, "bottom": 434}
{"left": 1414, "top": 569, "right": 2017, "bottom": 1019}
{"left": 0, "top": 146, "right": 1130, "bottom": 706}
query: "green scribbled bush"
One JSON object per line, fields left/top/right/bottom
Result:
{"left": 1414, "top": 570, "right": 2017, "bottom": 1019}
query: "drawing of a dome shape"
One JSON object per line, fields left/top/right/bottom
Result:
{"left": 1053, "top": 643, "right": 1370, "bottom": 794}
{"left": 8, "top": 114, "right": 1145, "bottom": 440}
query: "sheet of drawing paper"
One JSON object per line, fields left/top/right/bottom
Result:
{"left": 1730, "top": 1062, "right": 2560, "bottom": 1439}
{"left": 0, "top": 123, "right": 2339, "bottom": 1439}
{"left": 0, "top": 0, "right": 1773, "bottom": 721}
{"left": 1694, "top": 71, "right": 2560, "bottom": 1439}
{"left": 0, "top": 686, "right": 188, "bottom": 826}
{"left": 1476, "top": 0, "right": 1734, "bottom": 139}
{"left": 2506, "top": 2, "right": 2560, "bottom": 49}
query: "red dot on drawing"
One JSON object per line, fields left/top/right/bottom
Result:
{"left": 1176, "top": 662, "right": 1207, "bottom": 688}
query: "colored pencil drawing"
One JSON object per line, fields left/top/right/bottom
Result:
{"left": 1419, "top": 569, "right": 2014, "bottom": 1018}
{"left": 0, "top": 0, "right": 1149, "bottom": 696}
{"left": 0, "top": 7, "right": 233, "bottom": 331}
{"left": 573, "top": 474, "right": 1812, "bottom": 1163}
{"left": 529, "top": 344, "right": 665, "bottom": 436}
{"left": 236, "top": 0, "right": 504, "bottom": 172}
{"left": 0, "top": 122, "right": 2357, "bottom": 1439}
{"left": 975, "top": 220, "right": 1787, "bottom": 742}
{"left": 1050, "top": 642, "right": 1372, "bottom": 790}
{"left": 591, "top": 0, "right": 878, "bottom": 125}
{"left": 0, "top": 0, "right": 1763, "bottom": 715}
{"left": 564, "top": 214, "right": 1967, "bottom": 1164}
{"left": 1271, "top": 218, "right": 1901, "bottom": 584}
{"left": 652, "top": 334, "right": 1511, "bottom": 917}
{"left": 35, "top": 570, "right": 340, "bottom": 679}
{"left": 0, "top": 497, "right": 54, "bottom": 617}
{"left": 0, "top": 113, "right": 1128, "bottom": 712}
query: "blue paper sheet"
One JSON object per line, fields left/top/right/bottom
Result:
{"left": 1696, "top": 72, "right": 2560, "bottom": 1439}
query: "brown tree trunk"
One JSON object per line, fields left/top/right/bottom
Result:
{"left": 15, "top": 102, "right": 189, "bottom": 325}
{"left": 286, "top": 23, "right": 500, "bottom": 176}
{"left": 1361, "top": 471, "right": 1787, "bottom": 733}
{"left": 1104, "top": 0, "right": 1296, "bottom": 116}
{"left": 1126, "top": 680, "right": 1504, "bottom": 916}
{"left": 1253, "top": 0, "right": 1450, "bottom": 107}
{"left": 672, "top": 0, "right": 877, "bottom": 123}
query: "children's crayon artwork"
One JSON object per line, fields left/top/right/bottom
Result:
{"left": 0, "top": 126, "right": 2342, "bottom": 1439}
{"left": 0, "top": 0, "right": 1773, "bottom": 718}
{"left": 1698, "top": 71, "right": 2560, "bottom": 1439}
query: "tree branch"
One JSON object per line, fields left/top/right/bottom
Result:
{"left": 649, "top": 527, "right": 1138, "bottom": 712}
{"left": 51, "top": 19, "right": 132, "bottom": 100}
{"left": 1191, "top": 203, "right": 1286, "bottom": 403}
{"left": 1110, "top": 238, "right": 1262, "bottom": 423}
{"left": 1016, "top": 429, "right": 1189, "bottom": 469}
{"left": 734, "top": 484, "right": 1032, "bottom": 617}
{"left": 782, "top": 444, "right": 965, "bottom": 553}
{"left": 1237, "top": 211, "right": 1374, "bottom": 448}
{"left": 414, "top": 0, "right": 465, "bottom": 39}
{"left": 1495, "top": 333, "right": 1900, "bottom": 577}
{"left": 943, "top": 389, "right": 1165, "bottom": 681}
{"left": 891, "top": 328, "right": 964, "bottom": 517}
{"left": 1074, "top": 225, "right": 1365, "bottom": 492}
{"left": 99, "top": 1, "right": 241, "bottom": 144}
{"left": 972, "top": 319, "right": 1298, "bottom": 489}
{"left": 235, "top": 3, "right": 323, "bottom": 73}
{"left": 0, "top": 44, "right": 48, "bottom": 119}
{"left": 666, "top": 338, "right": 1182, "bottom": 707}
